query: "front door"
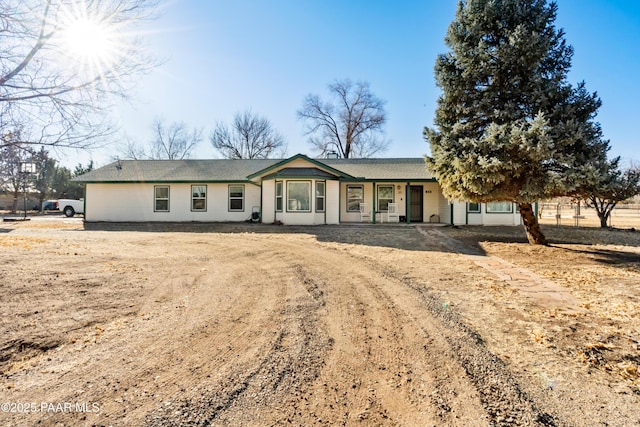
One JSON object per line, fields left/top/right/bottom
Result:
{"left": 409, "top": 186, "right": 423, "bottom": 223}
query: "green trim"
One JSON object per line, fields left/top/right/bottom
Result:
{"left": 79, "top": 177, "right": 437, "bottom": 185}
{"left": 450, "top": 203, "right": 454, "bottom": 225}
{"left": 259, "top": 179, "right": 264, "bottom": 223}
{"left": 247, "top": 154, "right": 355, "bottom": 180}
{"left": 339, "top": 178, "right": 437, "bottom": 183}
{"left": 338, "top": 182, "right": 342, "bottom": 223}
{"left": 406, "top": 182, "right": 411, "bottom": 224}
{"left": 372, "top": 181, "right": 376, "bottom": 224}
{"left": 78, "top": 179, "right": 255, "bottom": 184}
{"left": 534, "top": 201, "right": 538, "bottom": 218}
{"left": 264, "top": 175, "right": 338, "bottom": 181}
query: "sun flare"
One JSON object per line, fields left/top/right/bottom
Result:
{"left": 62, "top": 18, "right": 116, "bottom": 64}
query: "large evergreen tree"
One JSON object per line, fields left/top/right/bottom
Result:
{"left": 425, "top": 0, "right": 608, "bottom": 244}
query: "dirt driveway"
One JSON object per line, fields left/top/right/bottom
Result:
{"left": 0, "top": 219, "right": 639, "bottom": 426}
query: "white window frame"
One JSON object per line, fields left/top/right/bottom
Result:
{"left": 229, "top": 185, "right": 245, "bottom": 212}
{"left": 377, "top": 185, "right": 394, "bottom": 211}
{"left": 486, "top": 201, "right": 513, "bottom": 213}
{"left": 154, "top": 185, "right": 170, "bottom": 212}
{"left": 275, "top": 181, "right": 283, "bottom": 212}
{"left": 467, "top": 202, "right": 481, "bottom": 213}
{"left": 316, "top": 181, "right": 325, "bottom": 213}
{"left": 191, "top": 185, "right": 207, "bottom": 212}
{"left": 287, "top": 181, "right": 311, "bottom": 212}
{"left": 347, "top": 185, "right": 364, "bottom": 212}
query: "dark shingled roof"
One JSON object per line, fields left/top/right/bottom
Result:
{"left": 263, "top": 167, "right": 340, "bottom": 179}
{"left": 74, "top": 156, "right": 434, "bottom": 183}
{"left": 321, "top": 158, "right": 433, "bottom": 180}
{"left": 75, "top": 159, "right": 280, "bottom": 182}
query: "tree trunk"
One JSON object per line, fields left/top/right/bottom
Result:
{"left": 597, "top": 211, "right": 609, "bottom": 228}
{"left": 519, "top": 203, "right": 548, "bottom": 245}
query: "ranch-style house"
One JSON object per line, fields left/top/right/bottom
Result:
{"left": 74, "top": 153, "right": 526, "bottom": 226}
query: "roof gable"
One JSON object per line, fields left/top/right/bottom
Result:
{"left": 246, "top": 154, "right": 354, "bottom": 180}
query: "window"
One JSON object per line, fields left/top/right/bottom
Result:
{"left": 154, "top": 186, "right": 170, "bottom": 212}
{"left": 316, "top": 181, "right": 325, "bottom": 212}
{"left": 377, "top": 185, "right": 394, "bottom": 211}
{"left": 191, "top": 185, "right": 207, "bottom": 211}
{"left": 287, "top": 181, "right": 311, "bottom": 212}
{"left": 347, "top": 185, "right": 363, "bottom": 212}
{"left": 467, "top": 202, "right": 481, "bottom": 213}
{"left": 229, "top": 185, "right": 244, "bottom": 211}
{"left": 486, "top": 201, "right": 513, "bottom": 213}
{"left": 275, "top": 181, "right": 283, "bottom": 212}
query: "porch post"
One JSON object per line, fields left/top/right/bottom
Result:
{"left": 338, "top": 181, "right": 341, "bottom": 223}
{"left": 406, "top": 182, "right": 411, "bottom": 224}
{"left": 450, "top": 202, "right": 454, "bottom": 225}
{"left": 372, "top": 181, "right": 376, "bottom": 224}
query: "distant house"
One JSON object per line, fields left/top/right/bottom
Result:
{"left": 73, "top": 154, "right": 524, "bottom": 226}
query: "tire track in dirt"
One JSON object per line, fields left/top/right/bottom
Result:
{"left": 141, "top": 234, "right": 559, "bottom": 426}
{"left": 99, "top": 241, "right": 313, "bottom": 425}
{"left": 347, "top": 234, "right": 561, "bottom": 426}
{"left": 6, "top": 236, "right": 314, "bottom": 426}
{"left": 146, "top": 260, "right": 332, "bottom": 426}
{"left": 292, "top": 244, "right": 487, "bottom": 426}
{"left": 2, "top": 227, "right": 562, "bottom": 426}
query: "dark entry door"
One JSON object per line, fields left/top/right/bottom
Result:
{"left": 409, "top": 186, "right": 423, "bottom": 223}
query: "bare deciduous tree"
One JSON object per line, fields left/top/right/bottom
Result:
{"left": 149, "top": 119, "right": 202, "bottom": 160}
{"left": 0, "top": 131, "right": 35, "bottom": 212}
{"left": 297, "top": 79, "right": 388, "bottom": 158}
{"left": 0, "top": 0, "right": 158, "bottom": 150}
{"left": 120, "top": 119, "right": 203, "bottom": 160}
{"left": 210, "top": 110, "right": 287, "bottom": 159}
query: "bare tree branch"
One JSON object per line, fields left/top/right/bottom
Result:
{"left": 297, "top": 79, "right": 388, "bottom": 158}
{"left": 210, "top": 110, "right": 287, "bottom": 159}
{"left": 0, "top": 0, "right": 158, "bottom": 150}
{"left": 117, "top": 119, "right": 202, "bottom": 160}
{"left": 150, "top": 119, "right": 202, "bottom": 160}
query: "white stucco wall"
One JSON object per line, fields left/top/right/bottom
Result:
{"left": 261, "top": 180, "right": 275, "bottom": 224}
{"left": 452, "top": 201, "right": 467, "bottom": 225}
{"left": 325, "top": 180, "right": 340, "bottom": 224}
{"left": 340, "top": 182, "right": 374, "bottom": 222}
{"left": 85, "top": 183, "right": 260, "bottom": 222}
{"left": 423, "top": 182, "right": 441, "bottom": 223}
{"left": 452, "top": 202, "right": 523, "bottom": 226}
{"left": 482, "top": 209, "right": 522, "bottom": 226}
{"left": 339, "top": 181, "right": 444, "bottom": 223}
{"left": 467, "top": 210, "right": 484, "bottom": 225}
{"left": 265, "top": 178, "right": 335, "bottom": 225}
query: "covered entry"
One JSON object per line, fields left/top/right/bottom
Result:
{"left": 409, "top": 185, "right": 424, "bottom": 223}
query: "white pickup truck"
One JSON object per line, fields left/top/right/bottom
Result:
{"left": 58, "top": 199, "right": 84, "bottom": 217}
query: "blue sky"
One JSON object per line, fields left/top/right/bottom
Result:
{"left": 83, "top": 0, "right": 639, "bottom": 167}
